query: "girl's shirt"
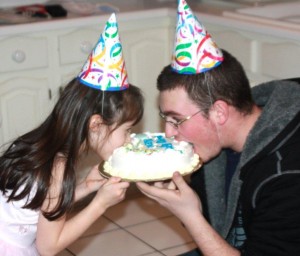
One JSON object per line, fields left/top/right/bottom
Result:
{"left": 0, "top": 184, "right": 39, "bottom": 248}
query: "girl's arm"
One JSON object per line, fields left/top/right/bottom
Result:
{"left": 74, "top": 164, "right": 107, "bottom": 202}
{"left": 35, "top": 159, "right": 130, "bottom": 256}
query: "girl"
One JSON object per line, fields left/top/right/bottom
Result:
{"left": 0, "top": 78, "right": 144, "bottom": 255}
{"left": 0, "top": 13, "right": 144, "bottom": 255}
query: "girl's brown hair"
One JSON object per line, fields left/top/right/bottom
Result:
{"left": 0, "top": 78, "right": 144, "bottom": 220}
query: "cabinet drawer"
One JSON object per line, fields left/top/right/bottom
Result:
{"left": 0, "top": 36, "right": 48, "bottom": 73}
{"left": 261, "top": 41, "right": 300, "bottom": 78}
{"left": 58, "top": 28, "right": 101, "bottom": 65}
{"left": 206, "top": 27, "right": 253, "bottom": 71}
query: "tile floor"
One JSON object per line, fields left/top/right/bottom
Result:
{"left": 56, "top": 188, "right": 197, "bottom": 256}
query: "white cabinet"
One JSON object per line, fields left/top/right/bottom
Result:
{"left": 204, "top": 20, "right": 300, "bottom": 85}
{"left": 55, "top": 19, "right": 172, "bottom": 134}
{"left": 1, "top": 9, "right": 299, "bottom": 145}
{"left": 260, "top": 38, "right": 300, "bottom": 79}
{"left": 58, "top": 27, "right": 100, "bottom": 66}
{"left": 121, "top": 25, "right": 172, "bottom": 132}
{"left": 0, "top": 35, "right": 51, "bottom": 146}
{"left": 205, "top": 26, "right": 254, "bottom": 72}
{"left": 0, "top": 77, "right": 49, "bottom": 145}
{"left": 0, "top": 15, "right": 171, "bottom": 145}
{"left": 0, "top": 35, "right": 48, "bottom": 72}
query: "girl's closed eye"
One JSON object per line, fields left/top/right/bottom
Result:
{"left": 126, "top": 128, "right": 132, "bottom": 135}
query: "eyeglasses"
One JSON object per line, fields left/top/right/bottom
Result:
{"left": 159, "top": 110, "right": 202, "bottom": 129}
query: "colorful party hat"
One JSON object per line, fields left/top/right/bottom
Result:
{"left": 78, "top": 13, "right": 129, "bottom": 91}
{"left": 171, "top": 0, "right": 223, "bottom": 74}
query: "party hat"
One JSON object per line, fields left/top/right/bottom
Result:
{"left": 171, "top": 0, "right": 223, "bottom": 74}
{"left": 78, "top": 13, "right": 129, "bottom": 91}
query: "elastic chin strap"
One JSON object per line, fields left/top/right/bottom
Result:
{"left": 101, "top": 91, "right": 105, "bottom": 116}
{"left": 204, "top": 73, "right": 214, "bottom": 108}
{"left": 205, "top": 79, "right": 223, "bottom": 147}
{"left": 210, "top": 117, "right": 222, "bottom": 148}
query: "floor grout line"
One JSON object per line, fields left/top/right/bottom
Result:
{"left": 63, "top": 194, "right": 192, "bottom": 256}
{"left": 103, "top": 214, "right": 174, "bottom": 229}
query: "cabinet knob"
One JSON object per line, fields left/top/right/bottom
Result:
{"left": 12, "top": 50, "right": 26, "bottom": 63}
{"left": 80, "top": 41, "right": 93, "bottom": 54}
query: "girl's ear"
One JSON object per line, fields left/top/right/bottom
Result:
{"left": 89, "top": 114, "right": 103, "bottom": 132}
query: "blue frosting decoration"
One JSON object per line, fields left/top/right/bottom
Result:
{"left": 142, "top": 135, "right": 174, "bottom": 149}
{"left": 143, "top": 139, "right": 154, "bottom": 148}
{"left": 156, "top": 135, "right": 167, "bottom": 144}
{"left": 161, "top": 143, "right": 173, "bottom": 149}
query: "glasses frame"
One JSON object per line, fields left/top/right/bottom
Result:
{"left": 159, "top": 110, "right": 202, "bottom": 129}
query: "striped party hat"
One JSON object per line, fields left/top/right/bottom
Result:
{"left": 171, "top": 0, "right": 223, "bottom": 74}
{"left": 78, "top": 13, "right": 129, "bottom": 91}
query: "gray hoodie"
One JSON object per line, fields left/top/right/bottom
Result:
{"left": 202, "top": 79, "right": 300, "bottom": 243}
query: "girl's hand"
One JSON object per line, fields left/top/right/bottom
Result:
{"left": 136, "top": 171, "right": 202, "bottom": 222}
{"left": 75, "top": 164, "right": 107, "bottom": 201}
{"left": 93, "top": 176, "right": 130, "bottom": 211}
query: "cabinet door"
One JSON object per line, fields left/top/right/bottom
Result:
{"left": 0, "top": 77, "right": 50, "bottom": 146}
{"left": 58, "top": 28, "right": 100, "bottom": 66}
{"left": 121, "top": 27, "right": 171, "bottom": 132}
{"left": 260, "top": 39, "right": 300, "bottom": 79}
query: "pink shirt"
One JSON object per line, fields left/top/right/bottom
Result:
{"left": 0, "top": 184, "right": 39, "bottom": 254}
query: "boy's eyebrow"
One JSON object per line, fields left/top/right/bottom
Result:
{"left": 159, "top": 108, "right": 181, "bottom": 116}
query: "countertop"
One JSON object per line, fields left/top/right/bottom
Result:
{"left": 0, "top": 0, "right": 299, "bottom": 40}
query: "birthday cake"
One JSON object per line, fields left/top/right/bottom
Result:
{"left": 102, "top": 132, "right": 201, "bottom": 181}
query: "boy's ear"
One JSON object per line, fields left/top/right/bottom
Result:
{"left": 211, "top": 100, "right": 229, "bottom": 125}
{"left": 89, "top": 114, "right": 103, "bottom": 131}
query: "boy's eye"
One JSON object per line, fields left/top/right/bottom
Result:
{"left": 169, "top": 116, "right": 181, "bottom": 122}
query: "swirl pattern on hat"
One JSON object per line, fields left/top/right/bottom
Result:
{"left": 171, "top": 0, "right": 223, "bottom": 74}
{"left": 78, "top": 13, "right": 129, "bottom": 91}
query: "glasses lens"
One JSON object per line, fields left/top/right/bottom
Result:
{"left": 159, "top": 112, "right": 165, "bottom": 119}
{"left": 159, "top": 112, "right": 179, "bottom": 129}
{"left": 167, "top": 120, "right": 178, "bottom": 129}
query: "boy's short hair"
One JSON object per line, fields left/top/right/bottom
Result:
{"left": 157, "top": 49, "right": 254, "bottom": 116}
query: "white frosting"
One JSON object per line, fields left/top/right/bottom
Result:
{"left": 103, "top": 132, "right": 200, "bottom": 181}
